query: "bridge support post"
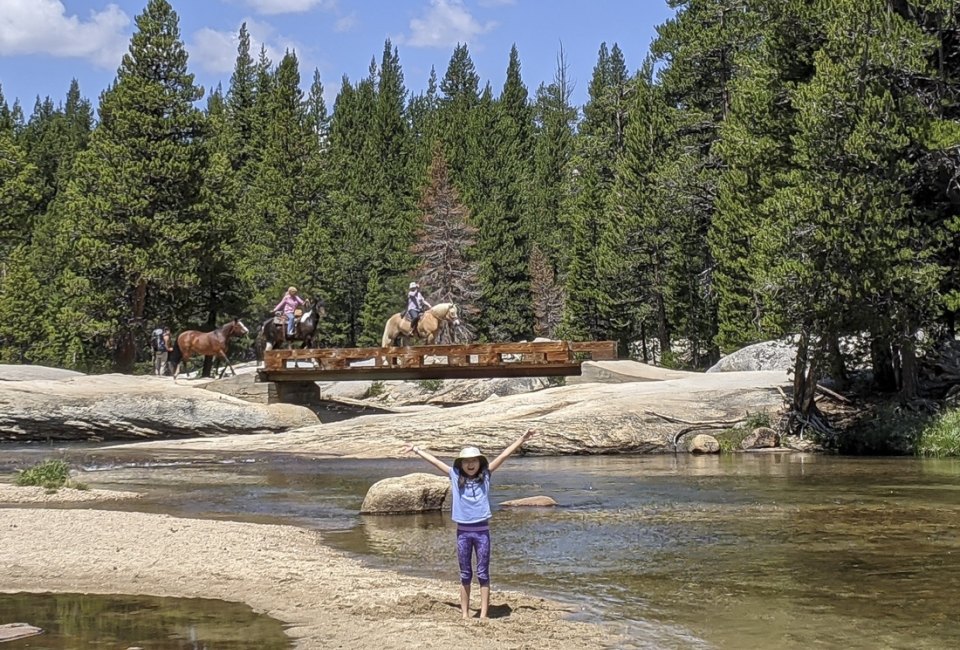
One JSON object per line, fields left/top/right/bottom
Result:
{"left": 267, "top": 381, "right": 322, "bottom": 406}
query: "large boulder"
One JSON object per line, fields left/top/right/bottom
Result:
{"left": 707, "top": 340, "right": 796, "bottom": 373}
{"left": 685, "top": 434, "right": 720, "bottom": 454}
{"left": 135, "top": 370, "right": 790, "bottom": 458}
{"left": 0, "top": 364, "right": 84, "bottom": 382}
{"left": 0, "top": 373, "right": 318, "bottom": 442}
{"left": 571, "top": 360, "right": 697, "bottom": 384}
{"left": 741, "top": 427, "right": 781, "bottom": 450}
{"left": 360, "top": 473, "right": 450, "bottom": 514}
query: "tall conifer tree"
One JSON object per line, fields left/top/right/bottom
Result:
{"left": 53, "top": 0, "right": 206, "bottom": 370}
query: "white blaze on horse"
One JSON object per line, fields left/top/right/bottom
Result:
{"left": 381, "top": 303, "right": 461, "bottom": 347}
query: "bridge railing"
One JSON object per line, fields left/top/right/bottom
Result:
{"left": 262, "top": 340, "right": 617, "bottom": 373}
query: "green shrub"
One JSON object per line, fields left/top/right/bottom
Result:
{"left": 712, "top": 412, "right": 774, "bottom": 453}
{"left": 416, "top": 379, "right": 443, "bottom": 392}
{"left": 15, "top": 459, "right": 87, "bottom": 491}
{"left": 743, "top": 411, "right": 772, "bottom": 430}
{"left": 839, "top": 404, "right": 925, "bottom": 455}
{"left": 916, "top": 408, "right": 960, "bottom": 458}
{"left": 714, "top": 428, "right": 750, "bottom": 453}
{"left": 364, "top": 380, "right": 386, "bottom": 399}
{"left": 546, "top": 376, "right": 566, "bottom": 387}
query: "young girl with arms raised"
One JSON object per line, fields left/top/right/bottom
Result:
{"left": 406, "top": 429, "right": 536, "bottom": 620}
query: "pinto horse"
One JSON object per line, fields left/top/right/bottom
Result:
{"left": 170, "top": 318, "right": 249, "bottom": 379}
{"left": 254, "top": 298, "right": 326, "bottom": 365}
{"left": 381, "top": 303, "right": 461, "bottom": 347}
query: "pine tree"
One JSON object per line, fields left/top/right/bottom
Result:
{"left": 52, "top": 0, "right": 206, "bottom": 371}
{"left": 759, "top": 0, "right": 944, "bottom": 413}
{"left": 561, "top": 43, "right": 630, "bottom": 342}
{"left": 0, "top": 130, "right": 42, "bottom": 264}
{"left": 611, "top": 59, "right": 675, "bottom": 361}
{"left": 412, "top": 146, "right": 481, "bottom": 341}
{"left": 712, "top": 0, "right": 817, "bottom": 352}
{"left": 530, "top": 243, "right": 564, "bottom": 338}
{"left": 530, "top": 47, "right": 577, "bottom": 275}
{"left": 438, "top": 44, "right": 480, "bottom": 184}
{"left": 463, "top": 48, "right": 535, "bottom": 341}
{"left": 358, "top": 41, "right": 418, "bottom": 346}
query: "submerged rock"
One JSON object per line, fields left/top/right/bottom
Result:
{"left": 500, "top": 496, "right": 558, "bottom": 507}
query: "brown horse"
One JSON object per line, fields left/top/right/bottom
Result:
{"left": 171, "top": 319, "right": 249, "bottom": 379}
{"left": 381, "top": 303, "right": 461, "bottom": 347}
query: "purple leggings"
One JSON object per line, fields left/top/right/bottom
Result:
{"left": 456, "top": 528, "right": 491, "bottom": 587}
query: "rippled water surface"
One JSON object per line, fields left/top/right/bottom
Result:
{"left": 4, "top": 449, "right": 960, "bottom": 649}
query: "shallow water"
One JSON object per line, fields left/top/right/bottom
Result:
{"left": 0, "top": 592, "right": 290, "bottom": 649}
{"left": 3, "top": 450, "right": 960, "bottom": 649}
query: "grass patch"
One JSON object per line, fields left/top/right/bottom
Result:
{"left": 714, "top": 429, "right": 750, "bottom": 453}
{"left": 714, "top": 411, "right": 775, "bottom": 453}
{"left": 15, "top": 459, "right": 87, "bottom": 491}
{"left": 363, "top": 380, "right": 386, "bottom": 399}
{"left": 416, "top": 378, "right": 443, "bottom": 393}
{"left": 916, "top": 408, "right": 960, "bottom": 458}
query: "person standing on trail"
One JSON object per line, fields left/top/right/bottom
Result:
{"left": 274, "top": 287, "right": 305, "bottom": 337}
{"left": 404, "top": 429, "right": 537, "bottom": 620}
{"left": 152, "top": 326, "right": 172, "bottom": 376}
{"left": 405, "top": 281, "right": 432, "bottom": 336}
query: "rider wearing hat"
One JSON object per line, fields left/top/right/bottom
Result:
{"left": 405, "top": 281, "right": 432, "bottom": 336}
{"left": 274, "top": 286, "right": 305, "bottom": 337}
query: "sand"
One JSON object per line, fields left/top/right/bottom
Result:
{"left": 0, "top": 484, "right": 142, "bottom": 503}
{"left": 0, "top": 508, "right": 621, "bottom": 649}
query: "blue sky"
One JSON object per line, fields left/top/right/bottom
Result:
{"left": 0, "top": 0, "right": 675, "bottom": 114}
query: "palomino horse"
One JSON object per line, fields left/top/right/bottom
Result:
{"left": 170, "top": 318, "right": 249, "bottom": 379}
{"left": 255, "top": 298, "right": 326, "bottom": 365}
{"left": 381, "top": 303, "right": 461, "bottom": 347}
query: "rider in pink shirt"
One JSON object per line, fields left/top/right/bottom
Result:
{"left": 273, "top": 286, "right": 304, "bottom": 336}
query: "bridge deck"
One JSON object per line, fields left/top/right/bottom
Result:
{"left": 257, "top": 341, "right": 617, "bottom": 382}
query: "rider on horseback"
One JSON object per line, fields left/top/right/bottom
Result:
{"left": 274, "top": 286, "right": 305, "bottom": 337}
{"left": 405, "top": 281, "right": 432, "bottom": 336}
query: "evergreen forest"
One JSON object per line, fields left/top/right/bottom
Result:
{"left": 1, "top": 0, "right": 959, "bottom": 423}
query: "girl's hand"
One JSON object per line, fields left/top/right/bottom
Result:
{"left": 401, "top": 444, "right": 420, "bottom": 455}
{"left": 521, "top": 428, "right": 537, "bottom": 442}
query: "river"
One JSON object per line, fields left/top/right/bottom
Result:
{"left": 3, "top": 448, "right": 959, "bottom": 649}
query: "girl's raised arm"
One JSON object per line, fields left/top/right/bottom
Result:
{"left": 404, "top": 444, "right": 451, "bottom": 474}
{"left": 488, "top": 429, "right": 537, "bottom": 472}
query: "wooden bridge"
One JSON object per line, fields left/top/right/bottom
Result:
{"left": 257, "top": 340, "right": 617, "bottom": 383}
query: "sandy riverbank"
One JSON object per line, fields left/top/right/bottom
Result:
{"left": 0, "top": 484, "right": 142, "bottom": 503}
{"left": 0, "top": 508, "right": 620, "bottom": 649}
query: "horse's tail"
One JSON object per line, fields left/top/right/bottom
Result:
{"left": 168, "top": 340, "right": 182, "bottom": 366}
{"left": 381, "top": 315, "right": 395, "bottom": 348}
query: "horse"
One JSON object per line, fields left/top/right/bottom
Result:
{"left": 254, "top": 298, "right": 326, "bottom": 365}
{"left": 381, "top": 303, "right": 461, "bottom": 347}
{"left": 170, "top": 318, "right": 250, "bottom": 379}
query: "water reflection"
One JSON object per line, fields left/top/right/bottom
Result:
{"left": 0, "top": 592, "right": 289, "bottom": 649}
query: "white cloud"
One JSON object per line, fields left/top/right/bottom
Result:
{"left": 189, "top": 19, "right": 306, "bottom": 75}
{"left": 0, "top": 0, "right": 130, "bottom": 67}
{"left": 402, "top": 0, "right": 496, "bottom": 48}
{"left": 334, "top": 13, "right": 358, "bottom": 33}
{"left": 243, "top": 0, "right": 336, "bottom": 15}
